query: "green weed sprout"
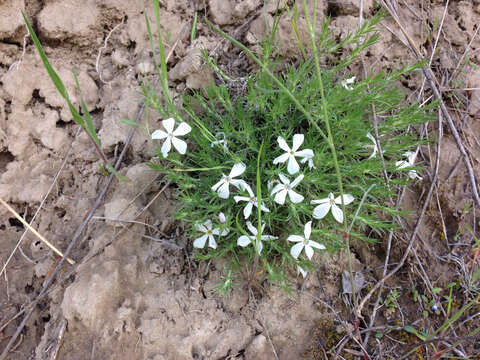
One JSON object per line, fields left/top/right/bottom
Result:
{"left": 145, "top": 7, "right": 434, "bottom": 289}
{"left": 22, "top": 12, "right": 127, "bottom": 180}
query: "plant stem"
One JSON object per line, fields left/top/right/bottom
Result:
{"left": 302, "top": 0, "right": 356, "bottom": 310}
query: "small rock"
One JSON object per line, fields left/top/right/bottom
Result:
{"left": 209, "top": 0, "right": 233, "bottom": 25}
{"left": 245, "top": 334, "right": 275, "bottom": 360}
{"left": 186, "top": 66, "right": 214, "bottom": 89}
{"left": 0, "top": 0, "right": 26, "bottom": 41}
{"left": 234, "top": 0, "right": 261, "bottom": 18}
{"left": 327, "top": 0, "right": 373, "bottom": 16}
{"left": 37, "top": 0, "right": 99, "bottom": 41}
{"left": 136, "top": 60, "right": 155, "bottom": 75}
{"left": 342, "top": 270, "right": 365, "bottom": 294}
{"left": 264, "top": 0, "right": 287, "bottom": 13}
{"left": 112, "top": 49, "right": 130, "bottom": 68}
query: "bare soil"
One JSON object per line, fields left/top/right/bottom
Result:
{"left": 1, "top": 0, "right": 480, "bottom": 359}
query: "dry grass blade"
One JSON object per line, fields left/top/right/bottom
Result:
{"left": 0, "top": 198, "right": 75, "bottom": 265}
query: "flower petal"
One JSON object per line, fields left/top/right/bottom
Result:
{"left": 230, "top": 162, "right": 246, "bottom": 178}
{"left": 151, "top": 129, "right": 168, "bottom": 139}
{"left": 287, "top": 156, "right": 300, "bottom": 175}
{"left": 396, "top": 160, "right": 408, "bottom": 169}
{"left": 334, "top": 194, "right": 354, "bottom": 205}
{"left": 297, "top": 266, "right": 307, "bottom": 278}
{"left": 234, "top": 196, "right": 249, "bottom": 203}
{"left": 260, "top": 203, "right": 270, "bottom": 213}
{"left": 274, "top": 189, "right": 288, "bottom": 205}
{"left": 312, "top": 203, "right": 331, "bottom": 219}
{"left": 292, "top": 134, "right": 304, "bottom": 152}
{"left": 217, "top": 182, "right": 230, "bottom": 199}
{"left": 203, "top": 220, "right": 212, "bottom": 230}
{"left": 308, "top": 240, "right": 326, "bottom": 250}
{"left": 220, "top": 228, "right": 230, "bottom": 236}
{"left": 290, "top": 174, "right": 304, "bottom": 188}
{"left": 171, "top": 137, "right": 188, "bottom": 154}
{"left": 304, "top": 244, "right": 314, "bottom": 260}
{"left": 366, "top": 132, "right": 376, "bottom": 144}
{"left": 273, "top": 152, "right": 290, "bottom": 165}
{"left": 295, "top": 149, "right": 314, "bottom": 159}
{"left": 243, "top": 202, "right": 253, "bottom": 219}
{"left": 278, "top": 173, "right": 290, "bottom": 185}
{"left": 173, "top": 122, "right": 191, "bottom": 136}
{"left": 211, "top": 178, "right": 225, "bottom": 191}
{"left": 304, "top": 221, "right": 312, "bottom": 240}
{"left": 211, "top": 228, "right": 220, "bottom": 235}
{"left": 208, "top": 235, "right": 217, "bottom": 249}
{"left": 287, "top": 234, "right": 304, "bottom": 243}
{"left": 261, "top": 235, "right": 277, "bottom": 241}
{"left": 197, "top": 223, "right": 208, "bottom": 233}
{"left": 237, "top": 235, "right": 251, "bottom": 247}
{"left": 290, "top": 242, "right": 304, "bottom": 259}
{"left": 288, "top": 189, "right": 304, "bottom": 203}
{"left": 270, "top": 183, "right": 284, "bottom": 195}
{"left": 162, "top": 118, "right": 175, "bottom": 133}
{"left": 230, "top": 179, "right": 247, "bottom": 190}
{"left": 193, "top": 234, "right": 208, "bottom": 248}
{"left": 331, "top": 203, "right": 344, "bottom": 223}
{"left": 311, "top": 198, "right": 330, "bottom": 205}
{"left": 161, "top": 138, "right": 171, "bottom": 158}
{"left": 257, "top": 240, "right": 263, "bottom": 255}
{"left": 244, "top": 184, "right": 254, "bottom": 197}
{"left": 277, "top": 136, "right": 290, "bottom": 152}
{"left": 246, "top": 221, "right": 257, "bottom": 235}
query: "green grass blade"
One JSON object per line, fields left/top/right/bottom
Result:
{"left": 72, "top": 70, "right": 100, "bottom": 146}
{"left": 22, "top": 12, "right": 68, "bottom": 99}
{"left": 191, "top": 11, "right": 198, "bottom": 42}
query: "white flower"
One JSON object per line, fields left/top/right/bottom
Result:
{"left": 396, "top": 151, "right": 422, "bottom": 180}
{"left": 297, "top": 265, "right": 308, "bottom": 278}
{"left": 341, "top": 76, "right": 356, "bottom": 91}
{"left": 270, "top": 174, "right": 304, "bottom": 205}
{"left": 273, "top": 134, "right": 314, "bottom": 174}
{"left": 211, "top": 162, "right": 248, "bottom": 199}
{"left": 311, "top": 193, "right": 354, "bottom": 223}
{"left": 237, "top": 221, "right": 278, "bottom": 254}
{"left": 288, "top": 221, "right": 326, "bottom": 260}
{"left": 234, "top": 185, "right": 270, "bottom": 219}
{"left": 193, "top": 220, "right": 229, "bottom": 249}
{"left": 218, "top": 212, "right": 226, "bottom": 223}
{"left": 151, "top": 118, "right": 192, "bottom": 158}
{"left": 210, "top": 132, "right": 228, "bottom": 152}
{"left": 300, "top": 151, "right": 316, "bottom": 169}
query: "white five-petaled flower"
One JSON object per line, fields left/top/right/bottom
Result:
{"left": 270, "top": 174, "right": 304, "bottom": 205}
{"left": 193, "top": 220, "right": 229, "bottom": 249}
{"left": 273, "top": 134, "right": 314, "bottom": 174}
{"left": 396, "top": 151, "right": 422, "bottom": 180}
{"left": 288, "top": 221, "right": 326, "bottom": 260}
{"left": 311, "top": 193, "right": 354, "bottom": 223}
{"left": 211, "top": 162, "right": 248, "bottom": 199}
{"left": 341, "top": 76, "right": 356, "bottom": 91}
{"left": 151, "top": 118, "right": 192, "bottom": 158}
{"left": 237, "top": 221, "right": 278, "bottom": 254}
{"left": 234, "top": 185, "right": 270, "bottom": 219}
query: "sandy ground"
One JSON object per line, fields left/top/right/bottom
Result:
{"left": 1, "top": 0, "right": 480, "bottom": 359}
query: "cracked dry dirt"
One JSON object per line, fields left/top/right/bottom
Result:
{"left": 1, "top": 0, "right": 480, "bottom": 359}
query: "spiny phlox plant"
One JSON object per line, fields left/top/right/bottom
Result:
{"left": 146, "top": 13, "right": 434, "bottom": 289}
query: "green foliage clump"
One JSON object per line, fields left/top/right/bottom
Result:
{"left": 146, "top": 11, "right": 434, "bottom": 289}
